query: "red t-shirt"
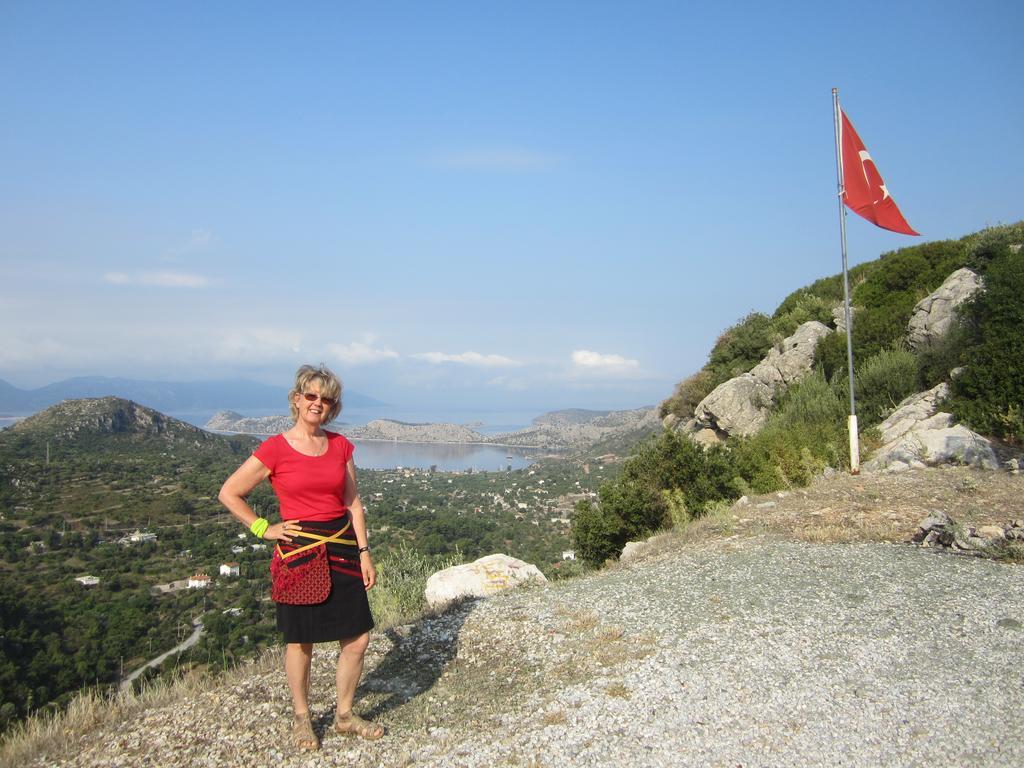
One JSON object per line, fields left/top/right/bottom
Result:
{"left": 252, "top": 432, "right": 355, "bottom": 522}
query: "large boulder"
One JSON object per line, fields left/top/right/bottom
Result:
{"left": 693, "top": 374, "right": 773, "bottom": 438}
{"left": 424, "top": 554, "right": 547, "bottom": 609}
{"left": 907, "top": 267, "right": 982, "bottom": 350}
{"left": 690, "top": 321, "right": 832, "bottom": 439}
{"left": 749, "top": 321, "right": 832, "bottom": 393}
{"left": 864, "top": 383, "right": 998, "bottom": 471}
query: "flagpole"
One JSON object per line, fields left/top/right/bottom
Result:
{"left": 832, "top": 88, "right": 860, "bottom": 474}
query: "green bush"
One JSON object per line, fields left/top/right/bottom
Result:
{"left": 770, "top": 291, "right": 835, "bottom": 338}
{"left": 854, "top": 345, "right": 919, "bottom": 426}
{"left": 660, "top": 369, "right": 715, "bottom": 419}
{"left": 570, "top": 431, "right": 740, "bottom": 565}
{"left": 707, "top": 312, "right": 777, "bottom": 384}
{"left": 733, "top": 372, "right": 848, "bottom": 492}
{"left": 947, "top": 247, "right": 1024, "bottom": 443}
{"left": 572, "top": 498, "right": 624, "bottom": 567}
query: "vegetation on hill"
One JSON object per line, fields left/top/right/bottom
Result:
{"left": 578, "top": 223, "right": 1023, "bottom": 566}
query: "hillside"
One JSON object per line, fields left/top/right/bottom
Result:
{"left": 6, "top": 466, "right": 1022, "bottom": 768}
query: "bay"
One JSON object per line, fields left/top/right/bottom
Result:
{"left": 1, "top": 407, "right": 549, "bottom": 472}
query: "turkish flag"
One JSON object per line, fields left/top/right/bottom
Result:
{"left": 841, "top": 110, "right": 919, "bottom": 236}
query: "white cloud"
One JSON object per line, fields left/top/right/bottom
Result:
{"left": 327, "top": 340, "right": 399, "bottom": 365}
{"left": 571, "top": 349, "right": 640, "bottom": 372}
{"left": 413, "top": 351, "right": 522, "bottom": 368}
{"left": 102, "top": 271, "right": 210, "bottom": 288}
{"left": 428, "top": 148, "right": 561, "bottom": 171}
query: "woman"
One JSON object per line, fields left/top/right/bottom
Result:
{"left": 219, "top": 364, "right": 384, "bottom": 750}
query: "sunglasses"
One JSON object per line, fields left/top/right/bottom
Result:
{"left": 301, "top": 392, "right": 337, "bottom": 407}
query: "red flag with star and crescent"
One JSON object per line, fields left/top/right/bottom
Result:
{"left": 840, "top": 110, "right": 919, "bottom": 236}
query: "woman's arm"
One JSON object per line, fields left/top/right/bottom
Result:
{"left": 343, "top": 458, "right": 376, "bottom": 590}
{"left": 218, "top": 456, "right": 298, "bottom": 543}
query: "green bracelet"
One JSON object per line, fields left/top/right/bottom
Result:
{"left": 249, "top": 517, "right": 270, "bottom": 539}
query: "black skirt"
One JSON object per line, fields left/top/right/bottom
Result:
{"left": 274, "top": 515, "right": 375, "bottom": 644}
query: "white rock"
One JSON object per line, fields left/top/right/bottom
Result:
{"left": 425, "top": 554, "right": 547, "bottom": 608}
{"left": 908, "top": 268, "right": 982, "bottom": 349}
{"left": 690, "top": 321, "right": 832, "bottom": 439}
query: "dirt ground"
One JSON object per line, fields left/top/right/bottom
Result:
{"left": 678, "top": 465, "right": 1023, "bottom": 548}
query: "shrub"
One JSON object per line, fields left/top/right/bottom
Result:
{"left": 770, "top": 291, "right": 835, "bottom": 338}
{"left": 572, "top": 497, "right": 625, "bottom": 567}
{"left": 733, "top": 372, "right": 848, "bottom": 492}
{"left": 854, "top": 345, "right": 919, "bottom": 426}
{"left": 946, "top": 247, "right": 1024, "bottom": 443}
{"left": 706, "top": 312, "right": 777, "bottom": 384}
{"left": 660, "top": 369, "right": 715, "bottom": 420}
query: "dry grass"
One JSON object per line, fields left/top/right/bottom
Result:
{"left": 0, "top": 649, "right": 280, "bottom": 768}
{"left": 541, "top": 709, "right": 567, "bottom": 726}
{"left": 604, "top": 682, "right": 630, "bottom": 699}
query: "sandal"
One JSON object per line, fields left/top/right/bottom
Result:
{"left": 334, "top": 710, "right": 384, "bottom": 740}
{"left": 293, "top": 712, "right": 320, "bottom": 751}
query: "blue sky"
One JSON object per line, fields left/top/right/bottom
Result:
{"left": 1, "top": 1, "right": 1021, "bottom": 412}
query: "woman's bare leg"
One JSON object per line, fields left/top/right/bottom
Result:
{"left": 284, "top": 642, "right": 314, "bottom": 713}
{"left": 335, "top": 632, "right": 369, "bottom": 714}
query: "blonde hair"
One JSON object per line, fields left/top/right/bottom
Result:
{"left": 288, "top": 364, "right": 343, "bottom": 424}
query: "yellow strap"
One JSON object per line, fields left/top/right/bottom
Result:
{"left": 276, "top": 521, "right": 355, "bottom": 560}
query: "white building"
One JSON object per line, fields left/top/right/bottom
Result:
{"left": 75, "top": 575, "right": 100, "bottom": 586}
{"left": 219, "top": 562, "right": 240, "bottom": 577}
{"left": 188, "top": 572, "right": 211, "bottom": 589}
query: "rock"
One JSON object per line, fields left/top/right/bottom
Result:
{"left": 874, "top": 383, "right": 951, "bottom": 446}
{"left": 865, "top": 383, "right": 998, "bottom": 472}
{"left": 689, "top": 321, "right": 832, "bottom": 440}
{"left": 619, "top": 541, "right": 647, "bottom": 564}
{"left": 919, "top": 512, "right": 952, "bottom": 531}
{"left": 749, "top": 321, "right": 832, "bottom": 394}
{"left": 691, "top": 428, "right": 722, "bottom": 447}
{"left": 977, "top": 525, "right": 1005, "bottom": 540}
{"left": 869, "top": 425, "right": 999, "bottom": 471}
{"left": 693, "top": 374, "right": 773, "bottom": 438}
{"left": 908, "top": 268, "right": 982, "bottom": 350}
{"left": 424, "top": 554, "right": 547, "bottom": 608}
{"left": 735, "top": 496, "right": 749, "bottom": 507}
{"left": 756, "top": 501, "right": 777, "bottom": 509}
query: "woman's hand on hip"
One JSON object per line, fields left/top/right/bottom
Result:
{"left": 263, "top": 521, "right": 302, "bottom": 543}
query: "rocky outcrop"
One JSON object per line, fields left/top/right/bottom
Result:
{"left": 689, "top": 321, "right": 832, "bottom": 440}
{"left": 205, "top": 410, "right": 293, "bottom": 434}
{"left": 907, "top": 267, "right": 981, "bottom": 349}
{"left": 424, "top": 554, "right": 547, "bottom": 608}
{"left": 349, "top": 420, "right": 486, "bottom": 443}
{"left": 491, "top": 408, "right": 660, "bottom": 450}
{"left": 913, "top": 512, "right": 1024, "bottom": 555}
{"left": 864, "top": 383, "right": 998, "bottom": 472}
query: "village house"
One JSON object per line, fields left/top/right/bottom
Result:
{"left": 219, "top": 563, "right": 240, "bottom": 577}
{"left": 187, "top": 572, "right": 211, "bottom": 589}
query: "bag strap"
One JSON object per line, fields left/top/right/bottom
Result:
{"left": 276, "top": 521, "right": 356, "bottom": 560}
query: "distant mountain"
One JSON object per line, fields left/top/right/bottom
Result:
{"left": 0, "top": 396, "right": 257, "bottom": 458}
{"left": 0, "top": 376, "right": 387, "bottom": 415}
{"left": 207, "top": 406, "right": 661, "bottom": 451}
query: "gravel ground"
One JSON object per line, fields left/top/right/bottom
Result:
{"left": 24, "top": 536, "right": 1024, "bottom": 768}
